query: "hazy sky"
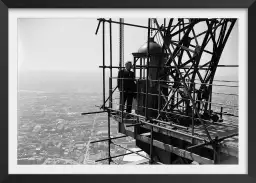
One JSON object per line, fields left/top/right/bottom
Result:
{"left": 18, "top": 18, "right": 238, "bottom": 77}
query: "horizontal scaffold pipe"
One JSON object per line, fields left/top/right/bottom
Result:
{"left": 111, "top": 89, "right": 238, "bottom": 109}
{"left": 110, "top": 77, "right": 239, "bottom": 88}
{"left": 195, "top": 79, "right": 238, "bottom": 83}
{"left": 97, "top": 18, "right": 177, "bottom": 31}
{"left": 109, "top": 101, "right": 238, "bottom": 127}
{"left": 81, "top": 111, "right": 107, "bottom": 115}
{"left": 90, "top": 135, "right": 127, "bottom": 144}
{"left": 117, "top": 90, "right": 239, "bottom": 108}
{"left": 111, "top": 99, "right": 238, "bottom": 118}
{"left": 99, "top": 65, "right": 238, "bottom": 69}
{"left": 111, "top": 87, "right": 238, "bottom": 96}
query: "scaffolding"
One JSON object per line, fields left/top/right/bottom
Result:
{"left": 82, "top": 18, "right": 238, "bottom": 165}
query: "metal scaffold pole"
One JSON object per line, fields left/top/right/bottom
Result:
{"left": 147, "top": 18, "right": 154, "bottom": 164}
{"left": 192, "top": 82, "right": 195, "bottom": 144}
{"left": 120, "top": 18, "right": 124, "bottom": 68}
{"left": 107, "top": 109, "right": 111, "bottom": 164}
{"left": 102, "top": 20, "right": 106, "bottom": 110}
{"left": 109, "top": 19, "right": 113, "bottom": 109}
{"left": 108, "top": 19, "right": 113, "bottom": 165}
{"left": 145, "top": 18, "right": 150, "bottom": 120}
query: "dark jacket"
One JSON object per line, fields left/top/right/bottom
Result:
{"left": 117, "top": 69, "right": 136, "bottom": 92}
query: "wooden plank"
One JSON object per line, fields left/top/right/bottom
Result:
{"left": 115, "top": 116, "right": 205, "bottom": 143}
{"left": 140, "top": 132, "right": 151, "bottom": 136}
{"left": 141, "top": 122, "right": 238, "bottom": 157}
{"left": 141, "top": 124, "right": 204, "bottom": 144}
{"left": 191, "top": 124, "right": 238, "bottom": 157}
{"left": 122, "top": 128, "right": 213, "bottom": 164}
{"left": 136, "top": 134, "right": 214, "bottom": 164}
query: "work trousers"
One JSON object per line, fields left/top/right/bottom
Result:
{"left": 120, "top": 91, "right": 134, "bottom": 113}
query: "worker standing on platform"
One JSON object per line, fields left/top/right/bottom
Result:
{"left": 117, "top": 61, "right": 136, "bottom": 116}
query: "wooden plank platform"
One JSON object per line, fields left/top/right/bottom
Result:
{"left": 112, "top": 114, "right": 238, "bottom": 159}
{"left": 188, "top": 123, "right": 238, "bottom": 157}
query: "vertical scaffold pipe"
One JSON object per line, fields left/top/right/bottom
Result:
{"left": 107, "top": 109, "right": 111, "bottom": 164}
{"left": 121, "top": 74, "right": 124, "bottom": 123}
{"left": 119, "top": 18, "right": 124, "bottom": 121}
{"left": 108, "top": 19, "right": 112, "bottom": 163}
{"left": 119, "top": 18, "right": 124, "bottom": 68}
{"left": 145, "top": 18, "right": 150, "bottom": 120}
{"left": 158, "top": 80, "right": 161, "bottom": 117}
{"left": 192, "top": 82, "right": 195, "bottom": 144}
{"left": 109, "top": 19, "right": 113, "bottom": 109}
{"left": 102, "top": 20, "right": 106, "bottom": 110}
{"left": 147, "top": 18, "right": 153, "bottom": 164}
{"left": 136, "top": 78, "right": 139, "bottom": 135}
{"left": 140, "top": 58, "right": 142, "bottom": 79}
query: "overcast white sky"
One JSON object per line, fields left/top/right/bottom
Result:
{"left": 18, "top": 18, "right": 238, "bottom": 77}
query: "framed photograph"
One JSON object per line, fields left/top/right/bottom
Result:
{"left": 0, "top": 0, "right": 255, "bottom": 182}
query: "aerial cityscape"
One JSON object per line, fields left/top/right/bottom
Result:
{"left": 18, "top": 89, "right": 137, "bottom": 165}
{"left": 17, "top": 70, "right": 139, "bottom": 165}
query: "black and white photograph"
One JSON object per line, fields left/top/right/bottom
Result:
{"left": 9, "top": 9, "right": 247, "bottom": 174}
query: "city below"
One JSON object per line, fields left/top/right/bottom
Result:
{"left": 18, "top": 91, "right": 138, "bottom": 165}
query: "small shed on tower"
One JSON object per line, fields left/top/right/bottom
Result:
{"left": 132, "top": 37, "right": 168, "bottom": 118}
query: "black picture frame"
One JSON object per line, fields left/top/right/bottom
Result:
{"left": 0, "top": 0, "right": 254, "bottom": 183}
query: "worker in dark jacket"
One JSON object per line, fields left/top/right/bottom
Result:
{"left": 118, "top": 61, "right": 136, "bottom": 114}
